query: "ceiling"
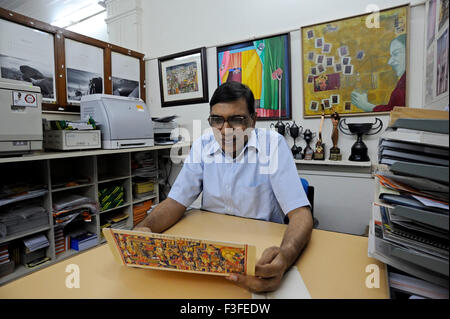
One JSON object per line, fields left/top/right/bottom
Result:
{"left": 0, "top": 0, "right": 105, "bottom": 26}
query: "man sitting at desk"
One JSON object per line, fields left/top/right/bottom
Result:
{"left": 135, "top": 82, "right": 312, "bottom": 293}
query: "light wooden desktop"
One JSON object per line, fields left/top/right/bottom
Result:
{"left": 0, "top": 209, "right": 389, "bottom": 299}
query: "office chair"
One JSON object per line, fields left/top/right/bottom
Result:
{"left": 283, "top": 178, "right": 318, "bottom": 228}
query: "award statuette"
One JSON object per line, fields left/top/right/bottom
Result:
{"left": 286, "top": 121, "right": 303, "bottom": 159}
{"left": 270, "top": 119, "right": 286, "bottom": 136}
{"left": 313, "top": 105, "right": 325, "bottom": 160}
{"left": 329, "top": 111, "right": 342, "bottom": 161}
{"left": 339, "top": 118, "right": 383, "bottom": 162}
{"left": 303, "top": 129, "right": 315, "bottom": 160}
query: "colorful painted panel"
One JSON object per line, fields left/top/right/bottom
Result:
{"left": 103, "top": 228, "right": 256, "bottom": 276}
{"left": 302, "top": 6, "right": 408, "bottom": 117}
{"left": 217, "top": 34, "right": 291, "bottom": 120}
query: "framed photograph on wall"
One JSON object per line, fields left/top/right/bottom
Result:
{"left": 112, "top": 52, "right": 140, "bottom": 98}
{"left": 158, "top": 47, "right": 208, "bottom": 107}
{"left": 65, "top": 38, "right": 104, "bottom": 104}
{"left": 424, "top": 0, "right": 449, "bottom": 106}
{"left": 0, "top": 19, "right": 56, "bottom": 103}
{"left": 301, "top": 5, "right": 409, "bottom": 118}
{"left": 217, "top": 33, "right": 291, "bottom": 120}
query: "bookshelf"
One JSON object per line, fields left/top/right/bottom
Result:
{"left": 0, "top": 143, "right": 187, "bottom": 285}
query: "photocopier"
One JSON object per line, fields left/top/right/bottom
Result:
{"left": 0, "top": 80, "right": 43, "bottom": 156}
{"left": 80, "top": 94, "right": 154, "bottom": 149}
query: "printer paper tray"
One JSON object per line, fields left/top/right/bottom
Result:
{"left": 102, "top": 138, "right": 154, "bottom": 149}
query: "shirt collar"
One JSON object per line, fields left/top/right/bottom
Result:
{"left": 206, "top": 128, "right": 259, "bottom": 156}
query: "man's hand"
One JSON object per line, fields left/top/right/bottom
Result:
{"left": 225, "top": 246, "right": 288, "bottom": 293}
{"left": 351, "top": 91, "right": 375, "bottom": 112}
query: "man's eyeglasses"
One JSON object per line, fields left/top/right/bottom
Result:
{"left": 208, "top": 115, "right": 249, "bottom": 128}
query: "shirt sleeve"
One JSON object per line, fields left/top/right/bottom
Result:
{"left": 167, "top": 139, "right": 204, "bottom": 208}
{"left": 269, "top": 133, "right": 311, "bottom": 215}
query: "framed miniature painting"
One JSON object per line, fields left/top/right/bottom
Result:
{"left": 103, "top": 228, "right": 256, "bottom": 276}
{"left": 158, "top": 47, "right": 209, "bottom": 107}
{"left": 217, "top": 33, "right": 291, "bottom": 120}
{"left": 301, "top": 5, "right": 409, "bottom": 117}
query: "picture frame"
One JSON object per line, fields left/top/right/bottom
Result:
{"left": 301, "top": 5, "right": 409, "bottom": 118}
{"left": 111, "top": 52, "right": 141, "bottom": 99}
{"left": 216, "top": 33, "right": 291, "bottom": 120}
{"left": 158, "top": 47, "right": 209, "bottom": 108}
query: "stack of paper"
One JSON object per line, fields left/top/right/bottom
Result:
{"left": 23, "top": 234, "right": 49, "bottom": 253}
{"left": 370, "top": 117, "right": 449, "bottom": 293}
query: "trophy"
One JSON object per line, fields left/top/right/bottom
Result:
{"left": 270, "top": 119, "right": 286, "bottom": 136}
{"left": 313, "top": 105, "right": 325, "bottom": 160}
{"left": 329, "top": 110, "right": 342, "bottom": 161}
{"left": 339, "top": 118, "right": 383, "bottom": 162}
{"left": 302, "top": 129, "right": 316, "bottom": 160}
{"left": 286, "top": 121, "right": 303, "bottom": 159}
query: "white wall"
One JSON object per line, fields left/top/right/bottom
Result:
{"left": 66, "top": 11, "right": 108, "bottom": 43}
{"left": 142, "top": 0, "right": 427, "bottom": 163}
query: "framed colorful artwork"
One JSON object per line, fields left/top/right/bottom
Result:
{"left": 301, "top": 5, "right": 409, "bottom": 118}
{"left": 103, "top": 228, "right": 256, "bottom": 276}
{"left": 158, "top": 47, "right": 209, "bottom": 108}
{"left": 217, "top": 33, "right": 291, "bottom": 120}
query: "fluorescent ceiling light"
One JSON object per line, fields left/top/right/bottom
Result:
{"left": 51, "top": 1, "right": 105, "bottom": 28}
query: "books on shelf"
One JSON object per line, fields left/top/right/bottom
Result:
{"left": 70, "top": 232, "right": 98, "bottom": 251}
{"left": 369, "top": 115, "right": 449, "bottom": 292}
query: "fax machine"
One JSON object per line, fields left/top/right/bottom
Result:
{"left": 80, "top": 94, "right": 154, "bottom": 149}
{"left": 0, "top": 81, "right": 43, "bottom": 156}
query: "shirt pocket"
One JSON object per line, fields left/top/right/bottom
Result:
{"left": 234, "top": 182, "right": 274, "bottom": 220}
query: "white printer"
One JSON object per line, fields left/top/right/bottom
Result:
{"left": 80, "top": 94, "right": 154, "bottom": 149}
{"left": 0, "top": 81, "right": 43, "bottom": 156}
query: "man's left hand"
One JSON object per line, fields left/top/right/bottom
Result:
{"left": 225, "top": 246, "right": 288, "bottom": 293}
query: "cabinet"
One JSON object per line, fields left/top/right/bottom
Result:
{"left": 0, "top": 144, "right": 181, "bottom": 285}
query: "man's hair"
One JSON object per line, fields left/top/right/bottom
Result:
{"left": 210, "top": 81, "right": 255, "bottom": 115}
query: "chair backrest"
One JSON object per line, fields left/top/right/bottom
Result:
{"left": 283, "top": 178, "right": 315, "bottom": 224}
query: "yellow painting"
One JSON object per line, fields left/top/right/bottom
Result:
{"left": 302, "top": 6, "right": 408, "bottom": 117}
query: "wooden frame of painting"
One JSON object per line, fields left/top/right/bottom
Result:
{"left": 301, "top": 5, "right": 410, "bottom": 118}
{"left": 158, "top": 47, "right": 209, "bottom": 108}
{"left": 0, "top": 7, "right": 145, "bottom": 114}
{"left": 217, "top": 33, "right": 292, "bottom": 121}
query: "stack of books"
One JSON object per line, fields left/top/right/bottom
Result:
{"left": 133, "top": 200, "right": 153, "bottom": 226}
{"left": 0, "top": 244, "right": 14, "bottom": 278}
{"left": 369, "top": 117, "right": 449, "bottom": 295}
{"left": 54, "top": 227, "right": 66, "bottom": 256}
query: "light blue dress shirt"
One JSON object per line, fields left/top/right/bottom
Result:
{"left": 168, "top": 128, "right": 310, "bottom": 223}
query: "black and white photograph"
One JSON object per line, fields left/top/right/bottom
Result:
{"left": 307, "top": 74, "right": 314, "bottom": 83}
{"left": 345, "top": 101, "right": 352, "bottom": 110}
{"left": 307, "top": 51, "right": 315, "bottom": 61}
{"left": 317, "top": 64, "right": 325, "bottom": 73}
{"left": 307, "top": 29, "right": 315, "bottom": 39}
{"left": 65, "top": 38, "right": 104, "bottom": 104}
{"left": 0, "top": 54, "right": 55, "bottom": 99}
{"left": 0, "top": 19, "right": 56, "bottom": 101}
{"left": 66, "top": 68, "right": 103, "bottom": 102}
{"left": 356, "top": 50, "right": 365, "bottom": 60}
{"left": 311, "top": 66, "right": 317, "bottom": 75}
{"left": 113, "top": 77, "right": 139, "bottom": 97}
{"left": 112, "top": 52, "right": 141, "bottom": 99}
{"left": 334, "top": 63, "right": 342, "bottom": 72}
{"left": 321, "top": 98, "right": 331, "bottom": 109}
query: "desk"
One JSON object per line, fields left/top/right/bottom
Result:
{"left": 0, "top": 210, "right": 389, "bottom": 299}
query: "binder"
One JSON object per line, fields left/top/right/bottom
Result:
{"left": 390, "top": 205, "right": 449, "bottom": 231}
{"left": 379, "top": 148, "right": 448, "bottom": 166}
{"left": 390, "top": 161, "right": 449, "bottom": 184}
{"left": 391, "top": 118, "right": 449, "bottom": 134}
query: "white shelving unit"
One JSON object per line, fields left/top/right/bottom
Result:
{"left": 0, "top": 143, "right": 187, "bottom": 285}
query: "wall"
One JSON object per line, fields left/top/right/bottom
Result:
{"left": 142, "top": 0, "right": 426, "bottom": 163}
